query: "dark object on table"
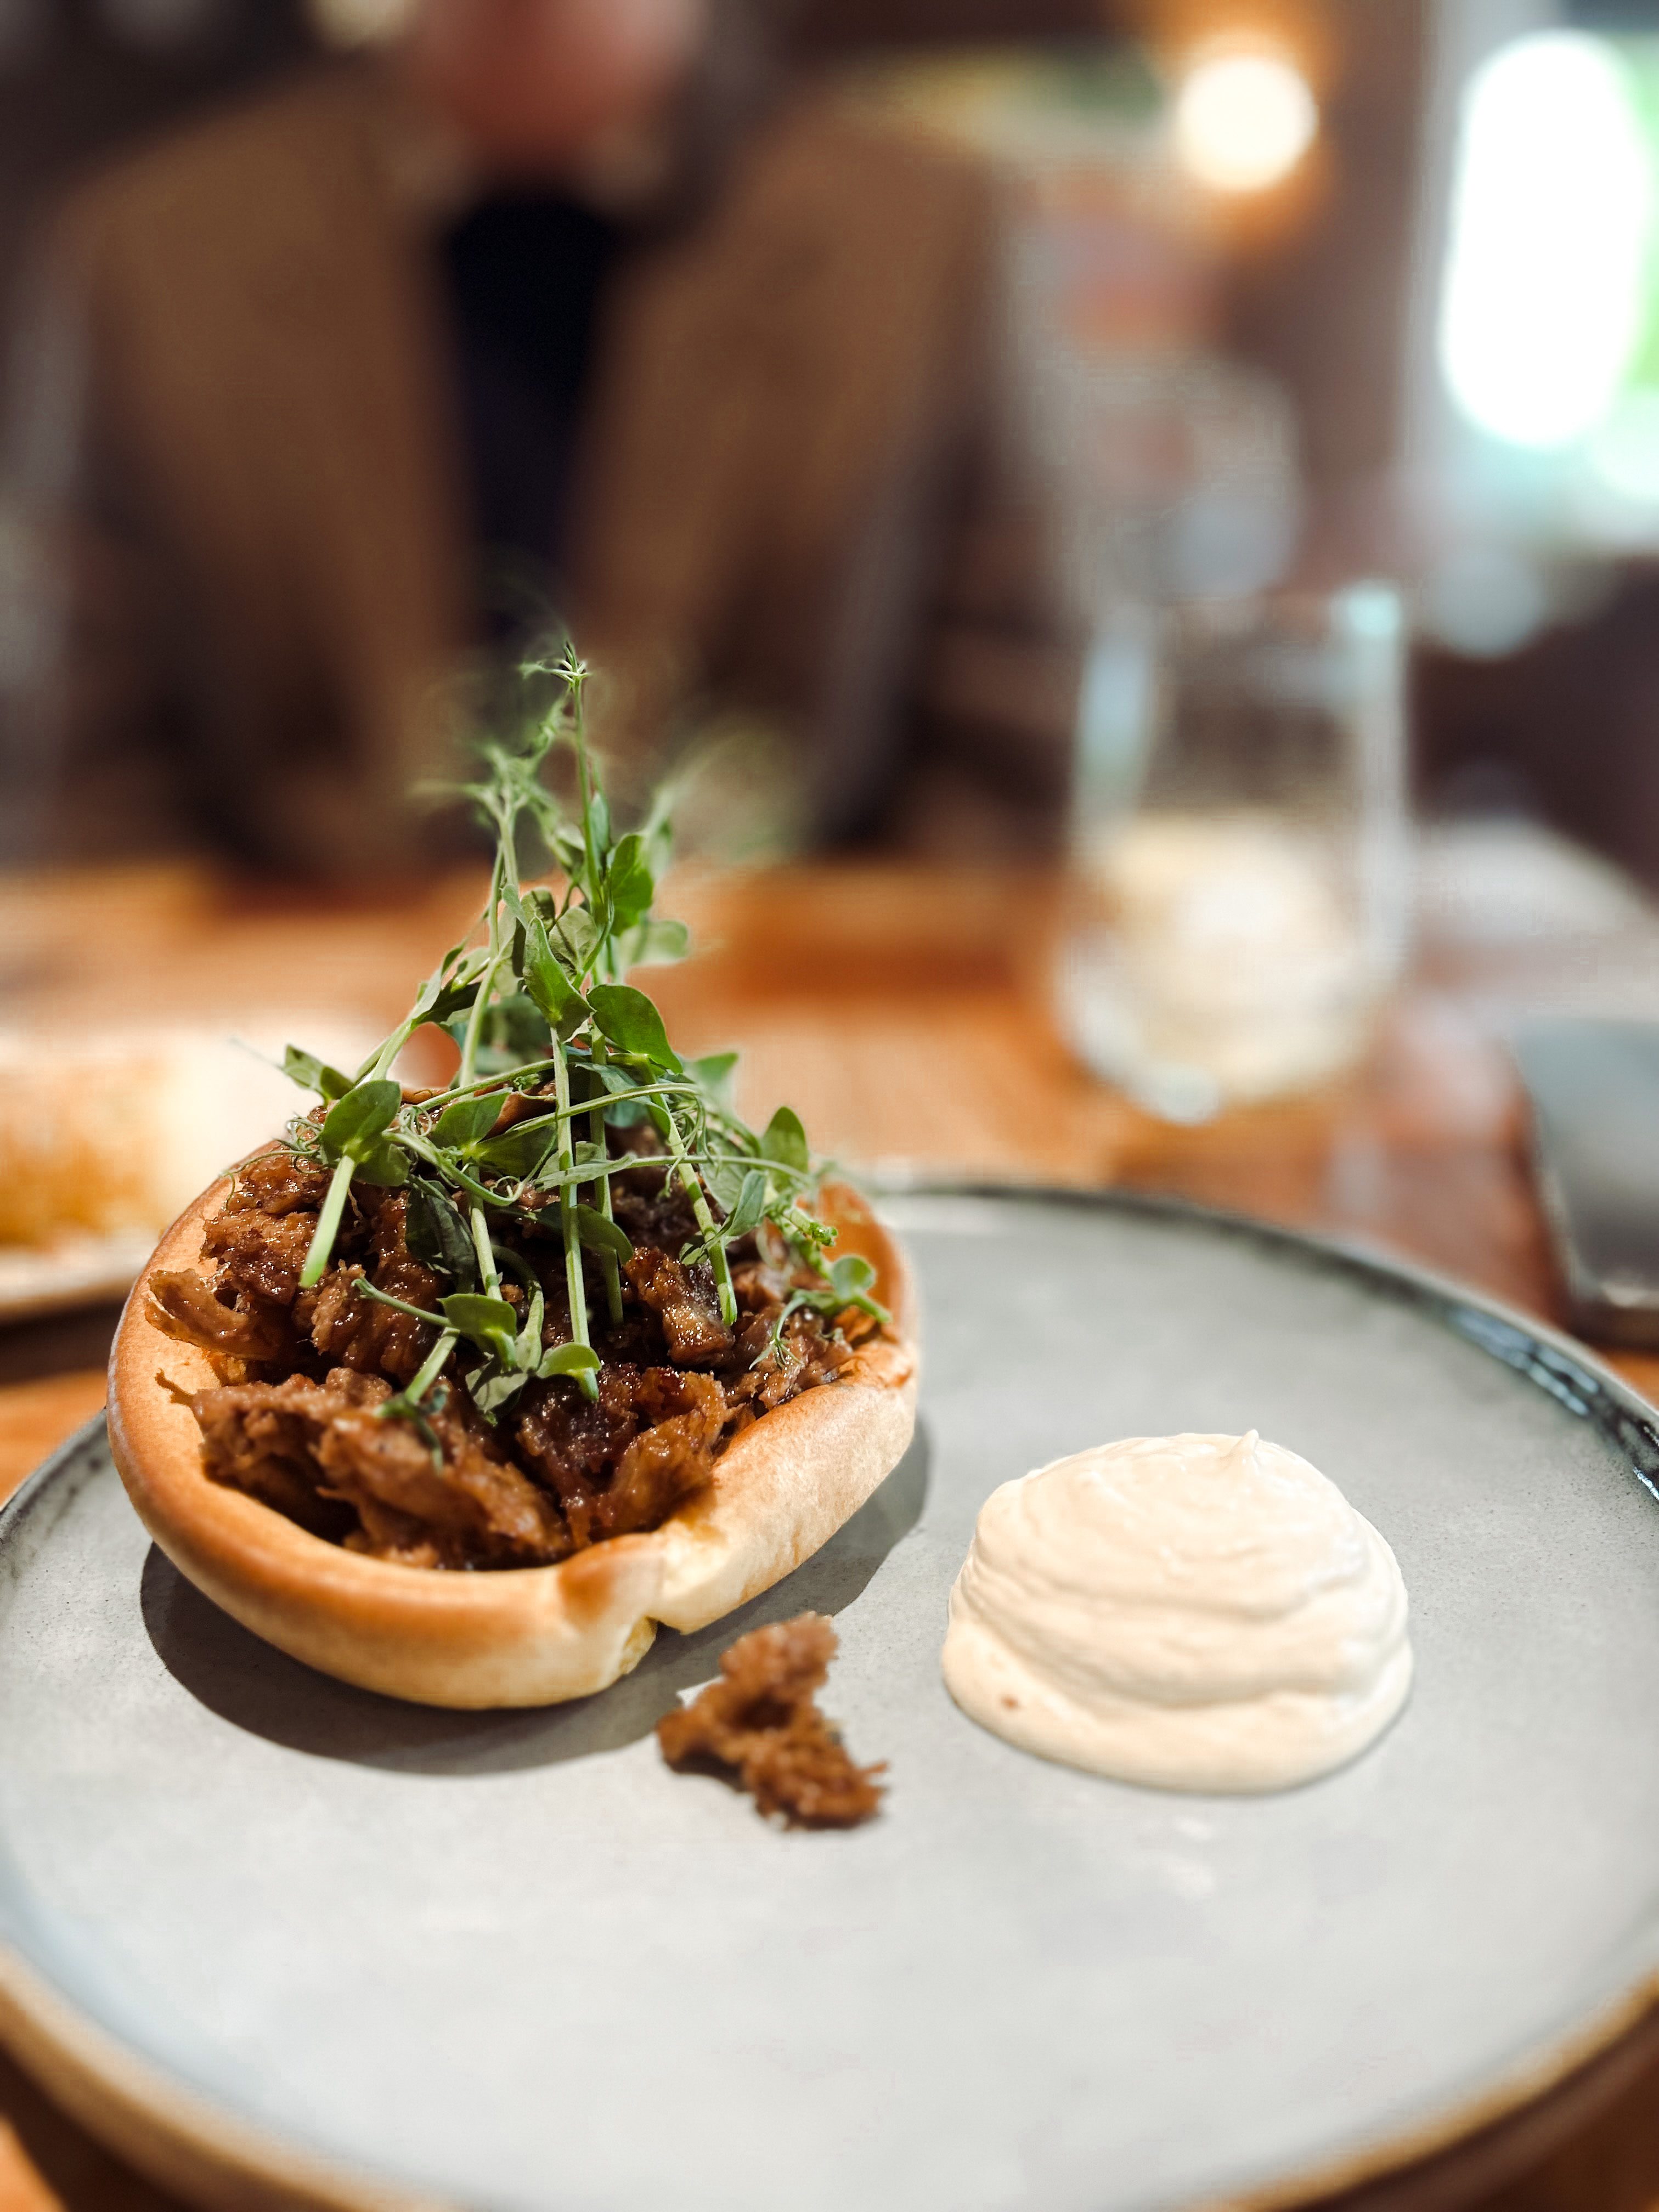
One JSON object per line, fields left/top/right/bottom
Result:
{"left": 657, "top": 1611, "right": 885, "bottom": 1826}
{"left": 1514, "top": 1019, "right": 1659, "bottom": 1346}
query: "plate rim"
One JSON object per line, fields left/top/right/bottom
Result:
{"left": 1, "top": 1180, "right": 1657, "bottom": 2212}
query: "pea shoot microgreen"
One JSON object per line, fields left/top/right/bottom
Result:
{"left": 768, "top": 1252, "right": 888, "bottom": 1357}
{"left": 279, "top": 646, "right": 886, "bottom": 1434}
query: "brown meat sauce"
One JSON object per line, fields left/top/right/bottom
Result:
{"left": 151, "top": 1145, "right": 865, "bottom": 1570}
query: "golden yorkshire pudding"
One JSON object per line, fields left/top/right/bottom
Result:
{"left": 108, "top": 1178, "right": 916, "bottom": 1710}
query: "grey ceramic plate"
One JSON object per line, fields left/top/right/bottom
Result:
{"left": 3, "top": 1188, "right": 1659, "bottom": 2212}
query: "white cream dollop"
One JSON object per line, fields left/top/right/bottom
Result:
{"left": 941, "top": 1432, "right": 1412, "bottom": 1793}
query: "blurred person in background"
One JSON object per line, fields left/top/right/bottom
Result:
{"left": 3, "top": 0, "right": 1077, "bottom": 874}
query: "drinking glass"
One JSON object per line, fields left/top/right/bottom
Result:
{"left": 1058, "top": 585, "right": 1410, "bottom": 1122}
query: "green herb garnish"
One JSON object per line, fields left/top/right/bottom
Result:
{"left": 280, "top": 646, "right": 884, "bottom": 1427}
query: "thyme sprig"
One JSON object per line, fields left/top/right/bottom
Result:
{"left": 280, "top": 647, "right": 883, "bottom": 1428}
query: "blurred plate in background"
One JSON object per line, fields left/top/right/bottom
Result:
{"left": 0, "top": 1018, "right": 376, "bottom": 1325}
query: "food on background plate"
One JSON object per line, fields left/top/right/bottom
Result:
{"left": 0, "top": 1023, "right": 373, "bottom": 1250}
{"left": 0, "top": 1020, "right": 378, "bottom": 1325}
{"left": 943, "top": 1431, "right": 1412, "bottom": 1792}
{"left": 658, "top": 1612, "right": 885, "bottom": 1827}
{"left": 108, "top": 650, "right": 916, "bottom": 1708}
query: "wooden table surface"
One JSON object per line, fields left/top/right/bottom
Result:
{"left": 1, "top": 859, "right": 1656, "bottom": 2212}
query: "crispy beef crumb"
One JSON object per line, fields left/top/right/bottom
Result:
{"left": 656, "top": 1613, "right": 886, "bottom": 1827}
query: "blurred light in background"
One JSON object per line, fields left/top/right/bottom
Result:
{"left": 1438, "top": 31, "right": 1650, "bottom": 450}
{"left": 845, "top": 40, "right": 1308, "bottom": 611}
{"left": 1170, "top": 45, "right": 1317, "bottom": 195}
{"left": 307, "top": 0, "right": 411, "bottom": 50}
{"left": 1409, "top": 15, "right": 1659, "bottom": 653}
{"left": 1587, "top": 388, "right": 1659, "bottom": 503}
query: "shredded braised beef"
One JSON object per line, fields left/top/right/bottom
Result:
{"left": 656, "top": 1613, "right": 886, "bottom": 1827}
{"left": 155, "top": 1141, "right": 861, "bottom": 1570}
